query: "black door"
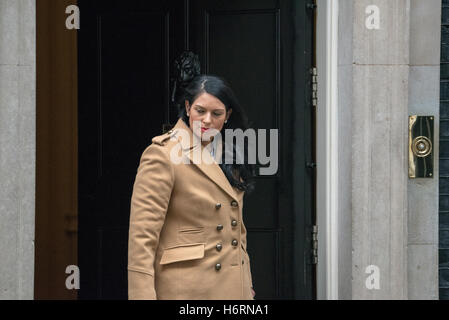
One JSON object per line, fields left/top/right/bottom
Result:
{"left": 78, "top": 0, "right": 315, "bottom": 299}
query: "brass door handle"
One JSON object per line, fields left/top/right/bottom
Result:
{"left": 408, "top": 115, "right": 434, "bottom": 178}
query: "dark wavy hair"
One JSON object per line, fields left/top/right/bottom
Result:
{"left": 177, "top": 74, "right": 256, "bottom": 194}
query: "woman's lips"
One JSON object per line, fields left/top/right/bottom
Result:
{"left": 201, "top": 127, "right": 210, "bottom": 132}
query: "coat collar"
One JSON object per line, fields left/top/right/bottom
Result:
{"left": 170, "top": 118, "right": 238, "bottom": 201}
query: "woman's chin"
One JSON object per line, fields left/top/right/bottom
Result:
{"left": 192, "top": 128, "right": 217, "bottom": 143}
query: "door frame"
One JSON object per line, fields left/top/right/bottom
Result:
{"left": 316, "top": 0, "right": 339, "bottom": 300}
{"left": 35, "top": 0, "right": 78, "bottom": 299}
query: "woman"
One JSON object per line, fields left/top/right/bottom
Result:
{"left": 128, "top": 75, "right": 256, "bottom": 300}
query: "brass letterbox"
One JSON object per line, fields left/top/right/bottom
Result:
{"left": 408, "top": 115, "right": 434, "bottom": 178}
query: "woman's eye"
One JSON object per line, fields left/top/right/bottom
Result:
{"left": 214, "top": 113, "right": 223, "bottom": 117}
{"left": 197, "top": 109, "right": 204, "bottom": 113}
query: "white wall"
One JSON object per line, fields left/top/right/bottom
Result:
{"left": 407, "top": 0, "right": 441, "bottom": 300}
{"left": 317, "top": 0, "right": 440, "bottom": 300}
{"left": 0, "top": 0, "right": 36, "bottom": 299}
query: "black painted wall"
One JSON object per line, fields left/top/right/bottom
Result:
{"left": 440, "top": 0, "right": 449, "bottom": 300}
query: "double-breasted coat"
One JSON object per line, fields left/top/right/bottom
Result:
{"left": 128, "top": 117, "right": 254, "bottom": 300}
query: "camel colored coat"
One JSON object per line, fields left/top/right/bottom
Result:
{"left": 128, "top": 118, "right": 254, "bottom": 300}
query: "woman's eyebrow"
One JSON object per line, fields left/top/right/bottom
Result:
{"left": 194, "top": 105, "right": 225, "bottom": 112}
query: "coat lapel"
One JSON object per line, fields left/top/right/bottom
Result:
{"left": 170, "top": 118, "right": 238, "bottom": 201}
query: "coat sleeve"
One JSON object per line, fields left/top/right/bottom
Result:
{"left": 128, "top": 143, "right": 175, "bottom": 300}
{"left": 243, "top": 236, "right": 254, "bottom": 290}
{"left": 244, "top": 245, "right": 253, "bottom": 289}
{"left": 240, "top": 218, "right": 254, "bottom": 290}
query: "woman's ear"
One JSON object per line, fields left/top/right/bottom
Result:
{"left": 185, "top": 100, "right": 190, "bottom": 115}
{"left": 226, "top": 108, "right": 233, "bottom": 121}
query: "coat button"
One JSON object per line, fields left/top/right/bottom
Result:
{"left": 217, "top": 224, "right": 223, "bottom": 231}
{"left": 215, "top": 203, "right": 222, "bottom": 209}
{"left": 242, "top": 260, "right": 244, "bottom": 265}
{"left": 231, "top": 220, "right": 238, "bottom": 227}
{"left": 232, "top": 239, "right": 238, "bottom": 246}
{"left": 231, "top": 200, "right": 238, "bottom": 207}
{"left": 215, "top": 263, "right": 221, "bottom": 271}
{"left": 216, "top": 243, "right": 223, "bottom": 251}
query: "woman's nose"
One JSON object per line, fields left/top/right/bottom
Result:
{"left": 203, "top": 113, "right": 212, "bottom": 124}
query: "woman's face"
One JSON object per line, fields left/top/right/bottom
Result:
{"left": 185, "top": 92, "right": 232, "bottom": 144}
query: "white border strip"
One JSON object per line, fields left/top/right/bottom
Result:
{"left": 316, "top": 0, "right": 339, "bottom": 300}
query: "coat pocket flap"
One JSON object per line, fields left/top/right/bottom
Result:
{"left": 160, "top": 243, "right": 205, "bottom": 265}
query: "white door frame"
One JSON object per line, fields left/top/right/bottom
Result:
{"left": 316, "top": 0, "right": 339, "bottom": 300}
